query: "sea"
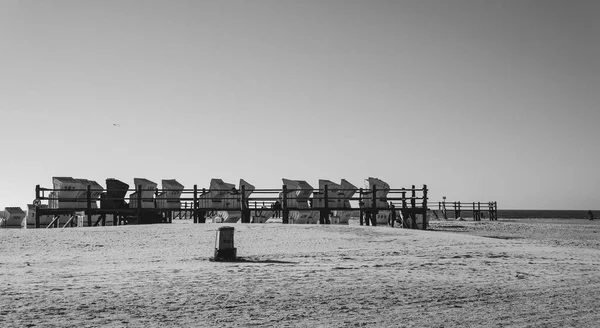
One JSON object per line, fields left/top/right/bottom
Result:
{"left": 432, "top": 209, "right": 596, "bottom": 220}
{"left": 497, "top": 210, "right": 597, "bottom": 220}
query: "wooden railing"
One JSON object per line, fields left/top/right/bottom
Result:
{"left": 429, "top": 201, "right": 498, "bottom": 221}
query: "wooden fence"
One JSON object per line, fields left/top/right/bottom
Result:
{"left": 428, "top": 201, "right": 498, "bottom": 221}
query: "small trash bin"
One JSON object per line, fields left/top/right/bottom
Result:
{"left": 214, "top": 226, "right": 237, "bottom": 261}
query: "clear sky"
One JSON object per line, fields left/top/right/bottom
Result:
{"left": 1, "top": 0, "right": 599, "bottom": 210}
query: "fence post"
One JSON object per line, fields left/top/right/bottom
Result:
{"left": 241, "top": 184, "right": 249, "bottom": 223}
{"left": 87, "top": 185, "right": 92, "bottom": 227}
{"left": 442, "top": 197, "right": 447, "bottom": 220}
{"left": 494, "top": 202, "right": 498, "bottom": 221}
{"left": 371, "top": 184, "right": 377, "bottom": 226}
{"left": 322, "top": 184, "right": 329, "bottom": 224}
{"left": 136, "top": 185, "right": 142, "bottom": 223}
{"left": 411, "top": 185, "right": 417, "bottom": 229}
{"left": 453, "top": 202, "right": 457, "bottom": 219}
{"left": 282, "top": 185, "right": 289, "bottom": 224}
{"left": 154, "top": 188, "right": 159, "bottom": 210}
{"left": 35, "top": 185, "right": 41, "bottom": 228}
{"left": 240, "top": 184, "right": 245, "bottom": 210}
{"left": 193, "top": 185, "right": 198, "bottom": 223}
{"left": 199, "top": 188, "right": 207, "bottom": 223}
{"left": 422, "top": 184, "right": 428, "bottom": 230}
{"left": 358, "top": 188, "right": 363, "bottom": 226}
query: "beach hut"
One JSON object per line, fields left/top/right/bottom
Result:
{"left": 156, "top": 179, "right": 185, "bottom": 209}
{"left": 1, "top": 207, "right": 26, "bottom": 228}
{"left": 129, "top": 178, "right": 157, "bottom": 209}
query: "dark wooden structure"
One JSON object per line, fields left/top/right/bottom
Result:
{"left": 33, "top": 182, "right": 431, "bottom": 230}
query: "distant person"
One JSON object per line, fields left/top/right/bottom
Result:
{"left": 388, "top": 202, "right": 396, "bottom": 227}
{"left": 588, "top": 210, "right": 594, "bottom": 221}
{"left": 359, "top": 200, "right": 365, "bottom": 226}
{"left": 257, "top": 204, "right": 267, "bottom": 218}
{"left": 273, "top": 200, "right": 282, "bottom": 217}
{"left": 364, "top": 211, "right": 371, "bottom": 226}
{"left": 442, "top": 202, "right": 447, "bottom": 220}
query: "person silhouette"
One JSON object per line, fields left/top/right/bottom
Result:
{"left": 388, "top": 202, "right": 396, "bottom": 227}
{"left": 588, "top": 210, "right": 594, "bottom": 221}
{"left": 273, "top": 200, "right": 281, "bottom": 217}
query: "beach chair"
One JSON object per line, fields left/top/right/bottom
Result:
{"left": 1, "top": 207, "right": 26, "bottom": 228}
{"left": 215, "top": 178, "right": 257, "bottom": 223}
{"left": 72, "top": 179, "right": 105, "bottom": 226}
{"left": 102, "top": 178, "right": 129, "bottom": 209}
{"left": 50, "top": 177, "right": 86, "bottom": 226}
{"left": 74, "top": 179, "right": 104, "bottom": 208}
{"left": 282, "top": 179, "right": 318, "bottom": 224}
{"left": 156, "top": 179, "right": 185, "bottom": 209}
{"left": 334, "top": 179, "right": 358, "bottom": 225}
{"left": 129, "top": 178, "right": 157, "bottom": 209}
{"left": 26, "top": 204, "right": 53, "bottom": 228}
{"left": 52, "top": 177, "right": 82, "bottom": 209}
{"left": 362, "top": 177, "right": 391, "bottom": 225}
{"left": 199, "top": 179, "right": 240, "bottom": 223}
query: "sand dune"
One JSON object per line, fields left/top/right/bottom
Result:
{"left": 1, "top": 219, "right": 599, "bottom": 327}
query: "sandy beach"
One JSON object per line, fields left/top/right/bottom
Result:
{"left": 2, "top": 219, "right": 600, "bottom": 327}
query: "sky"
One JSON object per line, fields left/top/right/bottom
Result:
{"left": 1, "top": 0, "right": 599, "bottom": 210}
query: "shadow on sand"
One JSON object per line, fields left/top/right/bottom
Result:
{"left": 209, "top": 256, "right": 298, "bottom": 264}
{"left": 483, "top": 235, "right": 523, "bottom": 240}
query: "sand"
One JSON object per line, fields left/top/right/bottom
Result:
{"left": 1, "top": 219, "right": 600, "bottom": 327}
